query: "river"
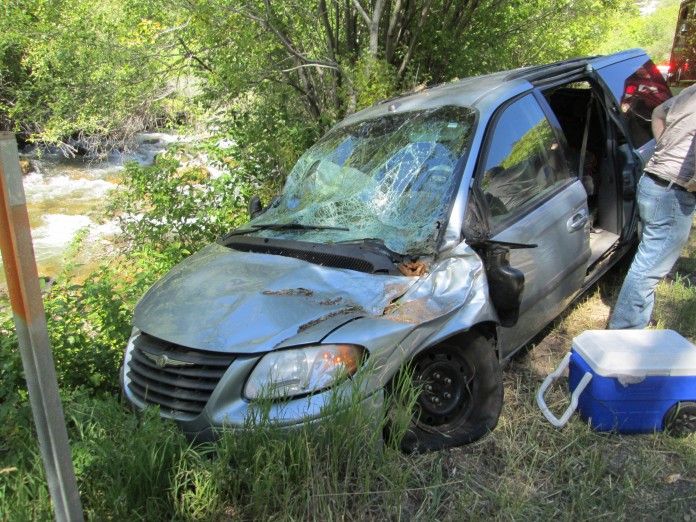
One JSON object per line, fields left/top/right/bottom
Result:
{"left": 0, "top": 134, "right": 176, "bottom": 290}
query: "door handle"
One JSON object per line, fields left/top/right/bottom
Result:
{"left": 567, "top": 209, "right": 588, "bottom": 232}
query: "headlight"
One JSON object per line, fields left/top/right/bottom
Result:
{"left": 244, "top": 344, "right": 364, "bottom": 400}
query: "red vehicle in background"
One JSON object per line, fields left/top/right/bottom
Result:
{"left": 669, "top": 0, "right": 695, "bottom": 84}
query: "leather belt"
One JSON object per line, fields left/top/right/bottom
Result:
{"left": 645, "top": 172, "right": 685, "bottom": 191}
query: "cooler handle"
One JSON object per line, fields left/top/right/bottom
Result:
{"left": 536, "top": 352, "right": 593, "bottom": 428}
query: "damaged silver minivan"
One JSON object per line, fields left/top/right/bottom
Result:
{"left": 121, "top": 49, "right": 672, "bottom": 452}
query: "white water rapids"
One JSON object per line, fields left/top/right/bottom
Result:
{"left": 0, "top": 133, "right": 177, "bottom": 289}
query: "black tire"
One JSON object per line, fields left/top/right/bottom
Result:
{"left": 394, "top": 331, "right": 503, "bottom": 453}
{"left": 663, "top": 402, "right": 696, "bottom": 437}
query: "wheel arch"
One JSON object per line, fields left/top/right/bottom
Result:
{"left": 389, "top": 321, "right": 504, "bottom": 452}
{"left": 415, "top": 321, "right": 500, "bottom": 362}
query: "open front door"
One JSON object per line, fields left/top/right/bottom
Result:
{"left": 473, "top": 93, "right": 590, "bottom": 358}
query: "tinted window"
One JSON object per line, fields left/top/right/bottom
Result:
{"left": 481, "top": 94, "right": 568, "bottom": 225}
{"left": 601, "top": 58, "right": 672, "bottom": 148}
{"left": 620, "top": 61, "right": 673, "bottom": 147}
{"left": 671, "top": 1, "right": 696, "bottom": 82}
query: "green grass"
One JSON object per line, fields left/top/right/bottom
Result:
{"left": 1, "top": 227, "right": 696, "bottom": 521}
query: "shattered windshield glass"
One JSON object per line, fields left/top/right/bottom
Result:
{"left": 245, "top": 106, "right": 476, "bottom": 254}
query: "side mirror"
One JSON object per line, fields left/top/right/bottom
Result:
{"left": 248, "top": 195, "right": 264, "bottom": 219}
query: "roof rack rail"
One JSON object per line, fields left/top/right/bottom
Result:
{"left": 504, "top": 56, "right": 598, "bottom": 83}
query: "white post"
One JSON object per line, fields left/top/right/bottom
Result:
{"left": 0, "top": 132, "right": 84, "bottom": 521}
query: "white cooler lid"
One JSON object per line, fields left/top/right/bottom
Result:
{"left": 572, "top": 329, "right": 696, "bottom": 377}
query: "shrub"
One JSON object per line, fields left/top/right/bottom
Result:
{"left": 106, "top": 139, "right": 270, "bottom": 276}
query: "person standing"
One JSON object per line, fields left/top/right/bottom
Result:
{"left": 609, "top": 84, "right": 696, "bottom": 329}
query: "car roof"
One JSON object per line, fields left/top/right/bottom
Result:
{"left": 337, "top": 49, "right": 648, "bottom": 127}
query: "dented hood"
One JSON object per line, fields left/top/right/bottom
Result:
{"left": 133, "top": 244, "right": 415, "bottom": 353}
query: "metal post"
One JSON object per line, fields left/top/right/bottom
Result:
{"left": 0, "top": 132, "right": 84, "bottom": 521}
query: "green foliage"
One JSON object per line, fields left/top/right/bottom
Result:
{"left": 42, "top": 272, "right": 134, "bottom": 393}
{"left": 654, "top": 274, "right": 696, "bottom": 337}
{"left": 0, "top": 299, "right": 29, "bottom": 436}
{"left": 106, "top": 143, "right": 258, "bottom": 273}
{"left": 68, "top": 397, "right": 190, "bottom": 520}
{"left": 348, "top": 56, "right": 402, "bottom": 110}
{"left": 2, "top": 0, "right": 680, "bottom": 166}
{"left": 169, "top": 0, "right": 638, "bottom": 123}
{"left": 596, "top": 0, "right": 682, "bottom": 63}
{"left": 0, "top": 393, "right": 192, "bottom": 521}
{"left": 0, "top": 0, "right": 182, "bottom": 149}
{"left": 0, "top": 270, "right": 133, "bottom": 445}
{"left": 208, "top": 90, "right": 324, "bottom": 190}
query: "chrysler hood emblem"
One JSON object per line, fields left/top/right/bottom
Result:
{"left": 143, "top": 351, "right": 194, "bottom": 369}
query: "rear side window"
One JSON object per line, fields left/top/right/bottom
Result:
{"left": 481, "top": 94, "right": 568, "bottom": 225}
{"left": 601, "top": 59, "right": 672, "bottom": 148}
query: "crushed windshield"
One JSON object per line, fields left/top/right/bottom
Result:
{"left": 246, "top": 105, "right": 476, "bottom": 254}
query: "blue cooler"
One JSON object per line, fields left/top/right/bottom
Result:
{"left": 537, "top": 330, "right": 696, "bottom": 435}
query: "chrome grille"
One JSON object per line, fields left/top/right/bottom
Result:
{"left": 126, "top": 332, "right": 236, "bottom": 418}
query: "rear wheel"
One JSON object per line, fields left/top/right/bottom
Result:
{"left": 663, "top": 402, "right": 696, "bottom": 437}
{"left": 395, "top": 331, "right": 503, "bottom": 453}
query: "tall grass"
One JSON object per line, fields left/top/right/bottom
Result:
{"left": 0, "top": 370, "right": 422, "bottom": 521}
{"left": 1, "top": 226, "right": 695, "bottom": 520}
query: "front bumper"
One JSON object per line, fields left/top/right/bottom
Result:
{"left": 122, "top": 331, "right": 385, "bottom": 442}
{"left": 180, "top": 388, "right": 385, "bottom": 443}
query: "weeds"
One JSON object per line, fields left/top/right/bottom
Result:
{"left": 1, "top": 211, "right": 695, "bottom": 521}
{"left": 3, "top": 350, "right": 694, "bottom": 521}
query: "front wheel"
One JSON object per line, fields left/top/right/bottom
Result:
{"left": 393, "top": 331, "right": 504, "bottom": 453}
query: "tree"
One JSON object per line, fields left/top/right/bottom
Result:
{"left": 0, "top": 0, "right": 179, "bottom": 152}
{"left": 2, "top": 0, "right": 645, "bottom": 156}
{"left": 150, "top": 0, "right": 635, "bottom": 125}
{"left": 596, "top": 0, "right": 682, "bottom": 63}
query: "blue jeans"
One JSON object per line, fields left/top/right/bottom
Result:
{"left": 609, "top": 173, "right": 696, "bottom": 329}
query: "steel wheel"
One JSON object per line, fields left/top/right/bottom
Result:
{"left": 663, "top": 402, "right": 696, "bottom": 437}
{"left": 413, "top": 350, "right": 475, "bottom": 428}
{"left": 393, "top": 331, "right": 503, "bottom": 453}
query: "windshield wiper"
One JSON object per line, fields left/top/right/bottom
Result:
{"left": 221, "top": 223, "right": 350, "bottom": 240}
{"left": 336, "top": 237, "right": 409, "bottom": 261}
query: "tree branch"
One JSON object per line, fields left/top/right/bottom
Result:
{"left": 282, "top": 63, "right": 340, "bottom": 73}
{"left": 319, "top": 0, "right": 337, "bottom": 60}
{"left": 397, "top": 0, "right": 433, "bottom": 79}
{"left": 176, "top": 36, "right": 215, "bottom": 73}
{"left": 385, "top": 0, "right": 404, "bottom": 63}
{"left": 154, "top": 18, "right": 191, "bottom": 39}
{"left": 350, "top": 0, "right": 372, "bottom": 25}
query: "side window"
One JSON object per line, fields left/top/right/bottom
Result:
{"left": 481, "top": 94, "right": 567, "bottom": 225}
{"left": 618, "top": 61, "right": 672, "bottom": 148}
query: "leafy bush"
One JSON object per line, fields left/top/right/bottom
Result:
{"left": 106, "top": 139, "right": 270, "bottom": 275}
{"left": 43, "top": 272, "right": 135, "bottom": 392}
{"left": 0, "top": 269, "right": 134, "bottom": 445}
